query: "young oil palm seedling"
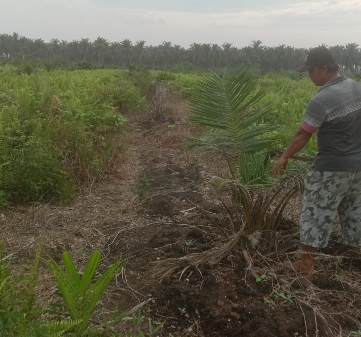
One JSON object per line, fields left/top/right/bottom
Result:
{"left": 48, "top": 251, "right": 123, "bottom": 336}
{"left": 153, "top": 67, "right": 307, "bottom": 279}
{"left": 0, "top": 241, "right": 81, "bottom": 337}
{"left": 187, "top": 67, "right": 305, "bottom": 243}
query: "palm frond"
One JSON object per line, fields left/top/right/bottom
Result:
{"left": 210, "top": 168, "right": 306, "bottom": 241}
{"left": 188, "top": 67, "right": 277, "bottom": 158}
{"left": 237, "top": 153, "right": 273, "bottom": 186}
{"left": 189, "top": 69, "right": 265, "bottom": 127}
{"left": 188, "top": 126, "right": 274, "bottom": 158}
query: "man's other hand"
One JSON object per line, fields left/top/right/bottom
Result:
{"left": 273, "top": 156, "right": 289, "bottom": 176}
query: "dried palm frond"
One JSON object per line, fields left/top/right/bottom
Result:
{"left": 152, "top": 226, "right": 245, "bottom": 280}
{"left": 153, "top": 170, "right": 306, "bottom": 280}
{"left": 211, "top": 167, "right": 306, "bottom": 239}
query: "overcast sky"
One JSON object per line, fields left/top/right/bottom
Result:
{"left": 1, "top": 0, "right": 361, "bottom": 48}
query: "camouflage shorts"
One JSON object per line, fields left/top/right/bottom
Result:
{"left": 300, "top": 170, "right": 361, "bottom": 248}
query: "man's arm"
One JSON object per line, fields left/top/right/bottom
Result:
{"left": 272, "top": 127, "right": 313, "bottom": 175}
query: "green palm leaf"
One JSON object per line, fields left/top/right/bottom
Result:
{"left": 62, "top": 252, "right": 81, "bottom": 288}
{"left": 48, "top": 259, "right": 80, "bottom": 320}
{"left": 78, "top": 251, "right": 101, "bottom": 294}
{"left": 188, "top": 67, "right": 276, "bottom": 160}
{"left": 48, "top": 251, "right": 123, "bottom": 335}
{"left": 237, "top": 152, "right": 273, "bottom": 186}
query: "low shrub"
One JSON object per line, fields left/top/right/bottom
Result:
{"left": 0, "top": 68, "right": 146, "bottom": 205}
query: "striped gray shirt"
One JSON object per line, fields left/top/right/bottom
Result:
{"left": 303, "top": 76, "right": 361, "bottom": 171}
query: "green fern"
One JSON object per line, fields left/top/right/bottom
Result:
{"left": 41, "top": 319, "right": 82, "bottom": 337}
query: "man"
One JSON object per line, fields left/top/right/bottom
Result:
{"left": 273, "top": 46, "right": 361, "bottom": 274}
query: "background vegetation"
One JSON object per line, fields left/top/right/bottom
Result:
{"left": 0, "top": 67, "right": 147, "bottom": 206}
{"left": 1, "top": 64, "right": 354, "bottom": 208}
{"left": 1, "top": 33, "right": 361, "bottom": 74}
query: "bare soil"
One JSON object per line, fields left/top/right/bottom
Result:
{"left": 2, "top": 91, "right": 361, "bottom": 337}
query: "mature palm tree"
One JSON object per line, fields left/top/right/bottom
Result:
{"left": 142, "top": 45, "right": 155, "bottom": 67}
{"left": 200, "top": 43, "right": 212, "bottom": 69}
{"left": 330, "top": 45, "right": 345, "bottom": 72}
{"left": 120, "top": 39, "right": 132, "bottom": 66}
{"left": 92, "top": 37, "right": 109, "bottom": 65}
{"left": 78, "top": 38, "right": 91, "bottom": 61}
{"left": 221, "top": 42, "right": 232, "bottom": 67}
{"left": 189, "top": 43, "right": 202, "bottom": 69}
{"left": 67, "top": 40, "right": 81, "bottom": 61}
{"left": 173, "top": 44, "right": 185, "bottom": 65}
{"left": 134, "top": 40, "right": 146, "bottom": 65}
{"left": 0, "top": 34, "right": 11, "bottom": 59}
{"left": 160, "top": 41, "right": 173, "bottom": 69}
{"left": 49, "top": 39, "right": 60, "bottom": 58}
{"left": 344, "top": 43, "right": 360, "bottom": 74}
{"left": 108, "top": 42, "right": 121, "bottom": 66}
{"left": 18, "top": 36, "right": 31, "bottom": 59}
{"left": 211, "top": 43, "right": 222, "bottom": 68}
{"left": 59, "top": 40, "right": 68, "bottom": 58}
{"left": 11, "top": 32, "right": 21, "bottom": 58}
{"left": 249, "top": 40, "right": 263, "bottom": 67}
{"left": 32, "top": 38, "right": 47, "bottom": 59}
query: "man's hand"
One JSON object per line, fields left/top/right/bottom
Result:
{"left": 273, "top": 156, "right": 289, "bottom": 176}
{"left": 272, "top": 127, "right": 313, "bottom": 176}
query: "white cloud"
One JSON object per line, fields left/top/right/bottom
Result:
{"left": 0, "top": 0, "right": 360, "bottom": 47}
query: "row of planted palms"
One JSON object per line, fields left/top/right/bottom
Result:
{"left": 0, "top": 63, "right": 321, "bottom": 211}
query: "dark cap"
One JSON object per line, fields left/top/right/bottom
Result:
{"left": 296, "top": 46, "right": 336, "bottom": 72}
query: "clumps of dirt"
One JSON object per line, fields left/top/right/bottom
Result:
{"left": 320, "top": 238, "right": 361, "bottom": 271}
{"left": 143, "top": 260, "right": 313, "bottom": 337}
{"left": 144, "top": 195, "right": 175, "bottom": 216}
{"left": 137, "top": 161, "right": 203, "bottom": 217}
{"left": 138, "top": 232, "right": 361, "bottom": 336}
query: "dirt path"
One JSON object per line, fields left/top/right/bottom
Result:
{"left": 2, "top": 92, "right": 206, "bottom": 261}
{"left": 2, "top": 91, "right": 361, "bottom": 337}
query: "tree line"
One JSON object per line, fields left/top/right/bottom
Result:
{"left": 1, "top": 32, "right": 360, "bottom": 73}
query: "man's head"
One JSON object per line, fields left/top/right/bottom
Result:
{"left": 297, "top": 46, "right": 340, "bottom": 86}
